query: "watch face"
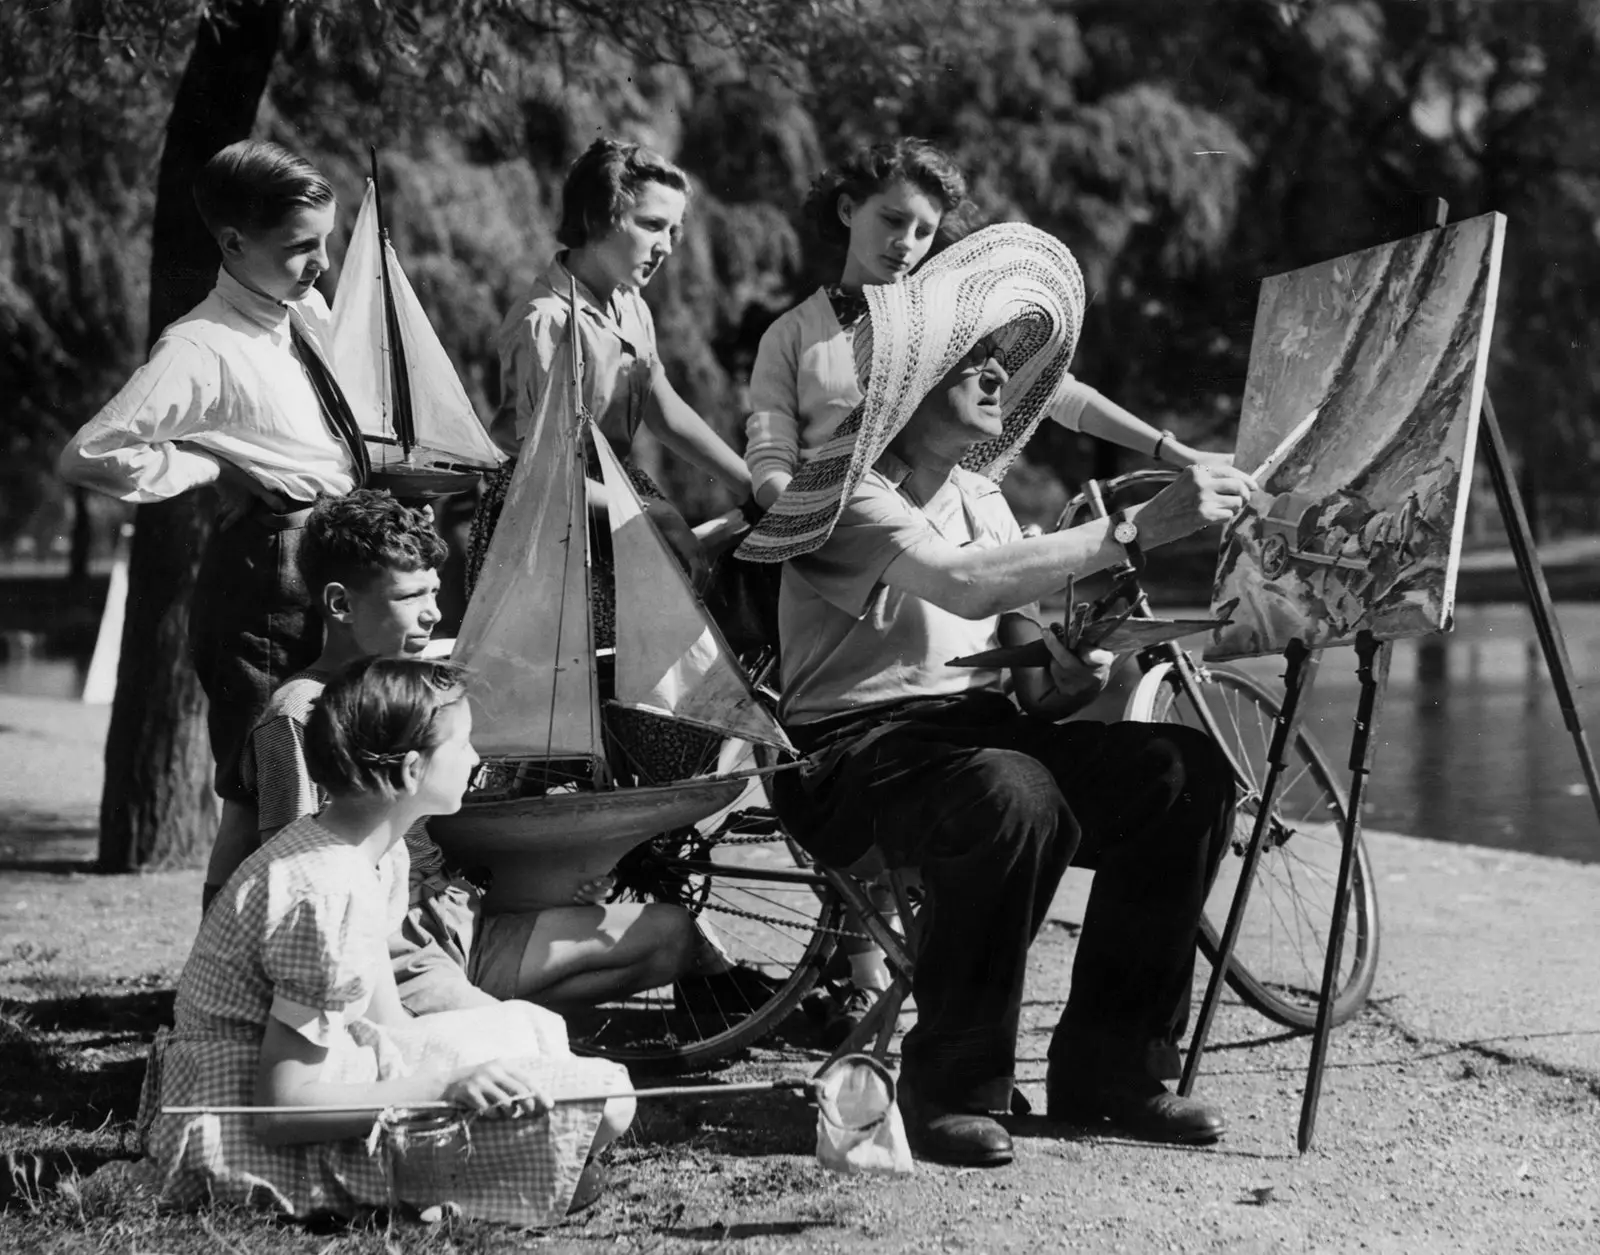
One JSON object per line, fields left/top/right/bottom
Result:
{"left": 1113, "top": 520, "right": 1138, "bottom": 545}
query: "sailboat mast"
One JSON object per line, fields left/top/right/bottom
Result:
{"left": 569, "top": 275, "right": 609, "bottom": 790}
{"left": 370, "top": 146, "right": 417, "bottom": 460}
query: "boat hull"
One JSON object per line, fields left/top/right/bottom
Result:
{"left": 366, "top": 463, "right": 484, "bottom": 500}
{"left": 430, "top": 777, "right": 747, "bottom": 912}
{"left": 366, "top": 443, "right": 492, "bottom": 499}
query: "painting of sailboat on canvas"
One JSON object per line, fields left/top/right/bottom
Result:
{"left": 1206, "top": 212, "right": 1506, "bottom": 661}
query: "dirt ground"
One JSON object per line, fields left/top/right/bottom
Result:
{"left": 2, "top": 693, "right": 1598, "bottom": 1252}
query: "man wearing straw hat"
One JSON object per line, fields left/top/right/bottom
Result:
{"left": 738, "top": 223, "right": 1257, "bottom": 1168}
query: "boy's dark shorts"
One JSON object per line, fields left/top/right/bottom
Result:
{"left": 189, "top": 504, "right": 322, "bottom": 802}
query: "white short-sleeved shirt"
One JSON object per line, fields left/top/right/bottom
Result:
{"left": 778, "top": 455, "right": 1020, "bottom": 725}
{"left": 57, "top": 268, "right": 356, "bottom": 504}
{"left": 491, "top": 254, "right": 659, "bottom": 458}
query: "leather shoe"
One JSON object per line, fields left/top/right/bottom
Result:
{"left": 899, "top": 1088, "right": 1014, "bottom": 1167}
{"left": 1046, "top": 1070, "right": 1225, "bottom": 1144}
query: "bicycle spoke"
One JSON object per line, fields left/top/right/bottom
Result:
{"left": 1214, "top": 689, "right": 1262, "bottom": 794}
{"left": 1165, "top": 668, "right": 1374, "bottom": 1028}
{"left": 1267, "top": 850, "right": 1325, "bottom": 991}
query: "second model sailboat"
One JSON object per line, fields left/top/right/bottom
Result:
{"left": 430, "top": 280, "right": 792, "bottom": 911}
{"left": 329, "top": 152, "right": 505, "bottom": 498}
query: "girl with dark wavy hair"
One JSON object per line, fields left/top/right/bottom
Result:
{"left": 744, "top": 139, "right": 974, "bottom": 509}
{"left": 744, "top": 138, "right": 1234, "bottom": 512}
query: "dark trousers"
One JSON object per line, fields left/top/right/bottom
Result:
{"left": 774, "top": 692, "right": 1233, "bottom": 1112}
{"left": 188, "top": 507, "right": 321, "bottom": 801}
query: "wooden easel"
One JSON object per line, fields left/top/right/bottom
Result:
{"left": 1179, "top": 200, "right": 1600, "bottom": 1153}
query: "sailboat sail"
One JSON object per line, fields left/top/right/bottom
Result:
{"left": 329, "top": 183, "right": 504, "bottom": 469}
{"left": 453, "top": 328, "right": 601, "bottom": 761}
{"left": 595, "top": 432, "right": 793, "bottom": 752}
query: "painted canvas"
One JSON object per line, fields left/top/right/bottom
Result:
{"left": 1206, "top": 212, "right": 1506, "bottom": 661}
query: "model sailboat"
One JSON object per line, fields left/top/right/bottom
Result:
{"left": 429, "top": 280, "right": 793, "bottom": 912}
{"left": 329, "top": 151, "right": 505, "bottom": 497}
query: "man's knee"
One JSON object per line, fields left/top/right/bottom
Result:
{"left": 1163, "top": 724, "right": 1235, "bottom": 811}
{"left": 1116, "top": 723, "right": 1233, "bottom": 807}
{"left": 936, "top": 748, "right": 1066, "bottom": 855}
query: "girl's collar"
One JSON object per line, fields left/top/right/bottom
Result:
{"left": 823, "top": 284, "right": 870, "bottom": 330}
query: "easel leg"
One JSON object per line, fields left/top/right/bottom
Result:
{"left": 1479, "top": 393, "right": 1600, "bottom": 833}
{"left": 1297, "top": 630, "right": 1392, "bottom": 1152}
{"left": 1179, "top": 639, "right": 1319, "bottom": 1097}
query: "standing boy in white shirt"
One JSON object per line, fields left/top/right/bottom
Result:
{"left": 58, "top": 140, "right": 367, "bottom": 909}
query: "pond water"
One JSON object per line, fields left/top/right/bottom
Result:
{"left": 4, "top": 602, "right": 1598, "bottom": 864}
{"left": 1216, "top": 603, "right": 1600, "bottom": 865}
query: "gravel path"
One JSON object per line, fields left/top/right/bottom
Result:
{"left": 3, "top": 693, "right": 1597, "bottom": 1252}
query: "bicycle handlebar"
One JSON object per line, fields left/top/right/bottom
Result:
{"left": 1049, "top": 469, "right": 1188, "bottom": 628}
{"left": 1052, "top": 469, "right": 1180, "bottom": 534}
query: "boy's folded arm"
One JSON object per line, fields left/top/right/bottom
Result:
{"left": 58, "top": 337, "right": 227, "bottom": 502}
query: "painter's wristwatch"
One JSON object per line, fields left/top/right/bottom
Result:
{"left": 1110, "top": 510, "right": 1144, "bottom": 570}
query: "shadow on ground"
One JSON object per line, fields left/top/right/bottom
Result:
{"left": 0, "top": 988, "right": 176, "bottom": 1206}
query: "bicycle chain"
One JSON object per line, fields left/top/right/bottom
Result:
{"left": 695, "top": 894, "right": 869, "bottom": 944}
{"left": 627, "top": 813, "right": 870, "bottom": 940}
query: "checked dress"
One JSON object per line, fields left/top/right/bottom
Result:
{"left": 139, "top": 816, "right": 629, "bottom": 1225}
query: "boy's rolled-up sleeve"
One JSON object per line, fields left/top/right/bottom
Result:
{"left": 57, "top": 336, "right": 228, "bottom": 502}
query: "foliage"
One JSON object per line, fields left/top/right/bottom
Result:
{"left": 7, "top": 0, "right": 1600, "bottom": 547}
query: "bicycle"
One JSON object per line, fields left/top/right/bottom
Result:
{"left": 561, "top": 470, "right": 1380, "bottom": 1066}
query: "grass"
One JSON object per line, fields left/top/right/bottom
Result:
{"left": 0, "top": 958, "right": 847, "bottom": 1254}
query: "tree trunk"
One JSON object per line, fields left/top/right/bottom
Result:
{"left": 98, "top": 0, "right": 286, "bottom": 871}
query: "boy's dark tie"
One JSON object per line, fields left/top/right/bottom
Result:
{"left": 290, "top": 321, "right": 371, "bottom": 488}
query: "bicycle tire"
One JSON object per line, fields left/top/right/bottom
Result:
{"left": 1128, "top": 662, "right": 1380, "bottom": 1030}
{"left": 561, "top": 683, "right": 843, "bottom": 1068}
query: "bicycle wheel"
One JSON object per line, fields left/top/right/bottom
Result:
{"left": 1128, "top": 662, "right": 1379, "bottom": 1030}
{"left": 560, "top": 731, "right": 845, "bottom": 1069}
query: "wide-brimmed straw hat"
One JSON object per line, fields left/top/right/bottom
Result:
{"left": 736, "top": 222, "right": 1086, "bottom": 564}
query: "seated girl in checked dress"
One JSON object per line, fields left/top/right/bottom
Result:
{"left": 139, "top": 658, "right": 633, "bottom": 1225}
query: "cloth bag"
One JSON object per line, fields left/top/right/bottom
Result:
{"left": 813, "top": 1054, "right": 913, "bottom": 1175}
